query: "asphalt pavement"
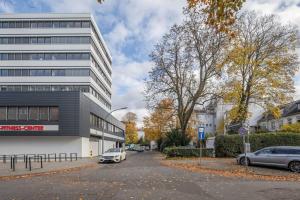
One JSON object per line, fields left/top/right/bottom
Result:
{"left": 0, "top": 151, "right": 299, "bottom": 200}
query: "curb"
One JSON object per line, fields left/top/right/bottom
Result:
{"left": 0, "top": 163, "right": 97, "bottom": 181}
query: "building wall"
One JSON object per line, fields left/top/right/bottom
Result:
{"left": 0, "top": 136, "right": 84, "bottom": 156}
{"left": 0, "top": 91, "right": 81, "bottom": 137}
{"left": 259, "top": 114, "right": 300, "bottom": 132}
{"left": 0, "top": 13, "right": 112, "bottom": 111}
{"left": 0, "top": 136, "right": 120, "bottom": 157}
{"left": 196, "top": 112, "right": 215, "bottom": 134}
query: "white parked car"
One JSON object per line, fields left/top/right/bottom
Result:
{"left": 99, "top": 148, "right": 126, "bottom": 163}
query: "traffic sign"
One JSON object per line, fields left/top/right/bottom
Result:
{"left": 198, "top": 127, "right": 205, "bottom": 141}
{"left": 238, "top": 127, "right": 247, "bottom": 136}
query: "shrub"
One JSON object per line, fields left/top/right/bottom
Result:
{"left": 281, "top": 123, "right": 300, "bottom": 133}
{"left": 160, "top": 129, "right": 191, "bottom": 151}
{"left": 163, "top": 146, "right": 214, "bottom": 157}
{"left": 215, "top": 132, "right": 300, "bottom": 157}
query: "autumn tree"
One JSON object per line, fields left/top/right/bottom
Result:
{"left": 145, "top": 6, "right": 227, "bottom": 139}
{"left": 188, "top": 0, "right": 245, "bottom": 35}
{"left": 123, "top": 112, "right": 138, "bottom": 144}
{"left": 143, "top": 99, "right": 177, "bottom": 141}
{"left": 222, "top": 12, "right": 299, "bottom": 125}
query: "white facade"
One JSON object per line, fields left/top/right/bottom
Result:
{"left": 0, "top": 13, "right": 112, "bottom": 111}
{"left": 196, "top": 111, "right": 216, "bottom": 134}
{"left": 0, "top": 136, "right": 90, "bottom": 157}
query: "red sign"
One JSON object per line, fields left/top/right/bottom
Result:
{"left": 0, "top": 125, "right": 44, "bottom": 131}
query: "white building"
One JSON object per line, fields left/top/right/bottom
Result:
{"left": 0, "top": 13, "right": 124, "bottom": 157}
{"left": 195, "top": 100, "right": 265, "bottom": 134}
{"left": 258, "top": 100, "right": 300, "bottom": 131}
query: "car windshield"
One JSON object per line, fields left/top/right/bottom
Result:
{"left": 105, "top": 148, "right": 120, "bottom": 153}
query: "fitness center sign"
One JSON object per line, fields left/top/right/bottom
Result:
{"left": 0, "top": 125, "right": 59, "bottom": 131}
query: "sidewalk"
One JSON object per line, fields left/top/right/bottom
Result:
{"left": 161, "top": 157, "right": 300, "bottom": 181}
{"left": 0, "top": 157, "right": 98, "bottom": 180}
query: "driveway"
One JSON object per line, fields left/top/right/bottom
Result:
{"left": 0, "top": 151, "right": 299, "bottom": 200}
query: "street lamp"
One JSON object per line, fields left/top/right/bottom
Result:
{"left": 101, "top": 107, "right": 128, "bottom": 154}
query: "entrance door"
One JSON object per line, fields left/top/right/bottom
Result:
{"left": 90, "top": 138, "right": 100, "bottom": 157}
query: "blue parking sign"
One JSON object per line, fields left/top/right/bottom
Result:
{"left": 198, "top": 127, "right": 205, "bottom": 141}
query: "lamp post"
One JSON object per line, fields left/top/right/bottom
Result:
{"left": 101, "top": 107, "right": 128, "bottom": 155}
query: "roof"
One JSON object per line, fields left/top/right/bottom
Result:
{"left": 0, "top": 13, "right": 91, "bottom": 20}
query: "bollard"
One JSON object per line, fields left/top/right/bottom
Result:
{"left": 70, "top": 154, "right": 72, "bottom": 162}
{"left": 29, "top": 157, "right": 32, "bottom": 171}
{"left": 55, "top": 153, "right": 57, "bottom": 162}
{"left": 13, "top": 157, "right": 16, "bottom": 171}
{"left": 40, "top": 156, "right": 43, "bottom": 168}
{"left": 65, "top": 153, "right": 67, "bottom": 161}
{"left": 75, "top": 153, "right": 77, "bottom": 161}
{"left": 25, "top": 156, "right": 28, "bottom": 169}
{"left": 3, "top": 155, "right": 6, "bottom": 164}
{"left": 10, "top": 157, "right": 13, "bottom": 169}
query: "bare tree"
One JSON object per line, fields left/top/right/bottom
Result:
{"left": 122, "top": 112, "right": 137, "bottom": 123}
{"left": 145, "top": 6, "right": 227, "bottom": 137}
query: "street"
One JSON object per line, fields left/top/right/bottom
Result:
{"left": 0, "top": 151, "right": 300, "bottom": 200}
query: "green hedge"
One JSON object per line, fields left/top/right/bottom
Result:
{"left": 215, "top": 132, "right": 300, "bottom": 157}
{"left": 163, "top": 147, "right": 214, "bottom": 157}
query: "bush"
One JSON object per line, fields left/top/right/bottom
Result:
{"left": 163, "top": 146, "right": 214, "bottom": 157}
{"left": 215, "top": 132, "right": 300, "bottom": 157}
{"left": 281, "top": 123, "right": 300, "bottom": 133}
{"left": 160, "top": 129, "right": 191, "bottom": 151}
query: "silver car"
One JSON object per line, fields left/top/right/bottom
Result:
{"left": 236, "top": 146, "right": 300, "bottom": 172}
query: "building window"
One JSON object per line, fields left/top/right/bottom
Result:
{"left": 0, "top": 53, "right": 90, "bottom": 61}
{"left": 271, "top": 121, "right": 276, "bottom": 130}
{"left": 39, "top": 107, "right": 49, "bottom": 121}
{"left": 279, "top": 120, "right": 283, "bottom": 128}
{"left": 29, "top": 107, "right": 39, "bottom": 120}
{"left": 7, "top": 107, "right": 17, "bottom": 120}
{"left": 0, "top": 107, "right": 6, "bottom": 120}
{"left": 49, "top": 107, "right": 59, "bottom": 121}
{"left": 18, "top": 107, "right": 28, "bottom": 120}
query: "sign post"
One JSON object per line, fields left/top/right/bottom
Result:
{"left": 198, "top": 127, "right": 205, "bottom": 166}
{"left": 238, "top": 126, "right": 249, "bottom": 168}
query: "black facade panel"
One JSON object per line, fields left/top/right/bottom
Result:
{"left": 0, "top": 91, "right": 125, "bottom": 140}
{"left": 0, "top": 91, "right": 80, "bottom": 136}
{"left": 79, "top": 93, "right": 125, "bottom": 139}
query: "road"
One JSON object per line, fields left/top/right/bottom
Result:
{"left": 0, "top": 151, "right": 300, "bottom": 200}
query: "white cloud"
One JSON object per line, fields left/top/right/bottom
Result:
{"left": 0, "top": 0, "right": 15, "bottom": 12}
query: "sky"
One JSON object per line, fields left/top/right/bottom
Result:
{"left": 1, "top": 0, "right": 300, "bottom": 127}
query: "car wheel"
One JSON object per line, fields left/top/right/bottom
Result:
{"left": 240, "top": 157, "right": 250, "bottom": 166}
{"left": 289, "top": 161, "right": 300, "bottom": 173}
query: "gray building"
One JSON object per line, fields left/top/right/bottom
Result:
{"left": 0, "top": 13, "right": 124, "bottom": 157}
